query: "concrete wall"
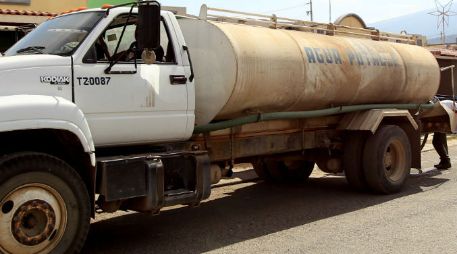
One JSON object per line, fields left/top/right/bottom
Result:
{"left": 0, "top": 1, "right": 187, "bottom": 14}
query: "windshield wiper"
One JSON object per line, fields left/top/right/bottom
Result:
{"left": 16, "top": 46, "right": 45, "bottom": 54}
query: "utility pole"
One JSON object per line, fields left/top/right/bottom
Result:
{"left": 306, "top": 0, "right": 314, "bottom": 21}
{"left": 329, "top": 0, "right": 332, "bottom": 23}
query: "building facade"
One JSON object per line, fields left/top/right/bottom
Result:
{"left": 0, "top": 0, "right": 132, "bottom": 12}
{"left": 0, "top": 0, "right": 132, "bottom": 52}
{"left": 0, "top": 0, "right": 185, "bottom": 52}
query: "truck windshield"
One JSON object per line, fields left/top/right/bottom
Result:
{"left": 5, "top": 11, "right": 105, "bottom": 57}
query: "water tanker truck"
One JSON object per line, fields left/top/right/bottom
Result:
{"left": 0, "top": 1, "right": 449, "bottom": 253}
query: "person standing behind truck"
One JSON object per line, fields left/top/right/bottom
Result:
{"left": 432, "top": 99, "right": 456, "bottom": 170}
{"left": 433, "top": 132, "right": 451, "bottom": 169}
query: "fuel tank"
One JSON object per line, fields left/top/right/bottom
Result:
{"left": 178, "top": 18, "right": 440, "bottom": 125}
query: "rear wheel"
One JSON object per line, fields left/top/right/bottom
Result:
{"left": 254, "top": 159, "right": 314, "bottom": 182}
{"left": 363, "top": 126, "right": 411, "bottom": 194}
{"left": 0, "top": 153, "right": 90, "bottom": 254}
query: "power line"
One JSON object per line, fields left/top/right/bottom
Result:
{"left": 261, "top": 4, "right": 306, "bottom": 14}
{"left": 260, "top": 2, "right": 313, "bottom": 21}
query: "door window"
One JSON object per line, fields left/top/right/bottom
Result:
{"left": 87, "top": 14, "right": 176, "bottom": 64}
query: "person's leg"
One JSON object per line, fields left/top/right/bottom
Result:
{"left": 432, "top": 132, "right": 451, "bottom": 169}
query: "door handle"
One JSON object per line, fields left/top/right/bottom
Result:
{"left": 170, "top": 75, "right": 188, "bottom": 85}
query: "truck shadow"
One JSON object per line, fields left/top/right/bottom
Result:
{"left": 82, "top": 170, "right": 448, "bottom": 254}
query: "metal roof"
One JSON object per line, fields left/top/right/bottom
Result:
{"left": 429, "top": 47, "right": 457, "bottom": 58}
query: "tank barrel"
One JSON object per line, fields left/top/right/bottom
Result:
{"left": 178, "top": 10, "right": 440, "bottom": 126}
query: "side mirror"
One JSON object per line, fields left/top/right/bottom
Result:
{"left": 138, "top": 1, "right": 161, "bottom": 64}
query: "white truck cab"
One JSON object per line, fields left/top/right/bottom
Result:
{"left": 0, "top": 3, "right": 205, "bottom": 254}
{"left": 3, "top": 6, "right": 194, "bottom": 148}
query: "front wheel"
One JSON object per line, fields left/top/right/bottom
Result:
{"left": 0, "top": 153, "right": 90, "bottom": 254}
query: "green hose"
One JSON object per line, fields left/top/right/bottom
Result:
{"left": 193, "top": 103, "right": 435, "bottom": 134}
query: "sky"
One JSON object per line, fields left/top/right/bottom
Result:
{"left": 158, "top": 0, "right": 448, "bottom": 24}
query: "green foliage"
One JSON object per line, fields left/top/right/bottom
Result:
{"left": 87, "top": 0, "right": 132, "bottom": 8}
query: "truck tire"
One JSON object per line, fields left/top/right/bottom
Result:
{"left": 253, "top": 159, "right": 271, "bottom": 180}
{"left": 0, "top": 153, "right": 90, "bottom": 254}
{"left": 253, "top": 159, "right": 314, "bottom": 182}
{"left": 363, "top": 125, "right": 411, "bottom": 194}
{"left": 282, "top": 160, "right": 315, "bottom": 182}
{"left": 343, "top": 132, "right": 368, "bottom": 191}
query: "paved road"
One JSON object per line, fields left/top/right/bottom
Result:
{"left": 82, "top": 143, "right": 457, "bottom": 254}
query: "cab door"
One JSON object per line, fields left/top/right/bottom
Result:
{"left": 73, "top": 14, "right": 189, "bottom": 146}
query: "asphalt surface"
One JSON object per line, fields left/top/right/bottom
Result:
{"left": 82, "top": 141, "right": 457, "bottom": 254}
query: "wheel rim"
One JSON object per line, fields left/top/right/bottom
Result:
{"left": 0, "top": 183, "right": 67, "bottom": 254}
{"left": 383, "top": 139, "right": 406, "bottom": 182}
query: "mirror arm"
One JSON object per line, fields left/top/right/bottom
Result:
{"left": 183, "top": 45, "right": 195, "bottom": 82}
{"left": 105, "top": 5, "right": 136, "bottom": 74}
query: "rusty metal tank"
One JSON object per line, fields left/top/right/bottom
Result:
{"left": 178, "top": 18, "right": 440, "bottom": 125}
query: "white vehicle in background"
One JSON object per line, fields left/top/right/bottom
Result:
{"left": 0, "top": 1, "right": 449, "bottom": 253}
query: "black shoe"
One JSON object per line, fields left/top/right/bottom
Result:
{"left": 435, "top": 159, "right": 451, "bottom": 170}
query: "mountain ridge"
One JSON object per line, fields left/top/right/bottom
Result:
{"left": 369, "top": 8, "right": 457, "bottom": 43}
